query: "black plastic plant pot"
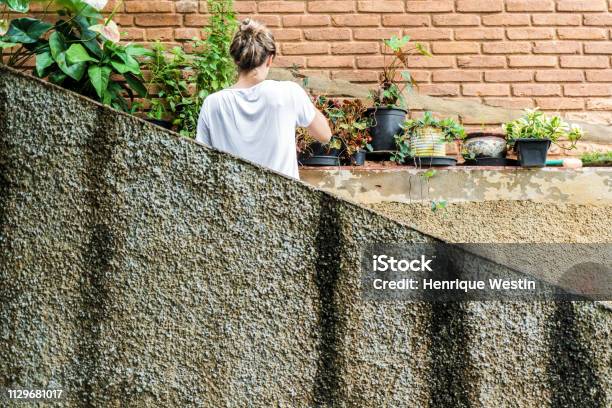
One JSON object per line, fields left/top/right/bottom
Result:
{"left": 515, "top": 138, "right": 551, "bottom": 168}
{"left": 147, "top": 119, "right": 173, "bottom": 130}
{"left": 299, "top": 142, "right": 342, "bottom": 167}
{"left": 366, "top": 107, "right": 408, "bottom": 158}
{"left": 412, "top": 156, "right": 457, "bottom": 167}
{"left": 464, "top": 157, "right": 519, "bottom": 166}
{"left": 351, "top": 150, "right": 367, "bottom": 166}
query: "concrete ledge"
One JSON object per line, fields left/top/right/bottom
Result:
{"left": 300, "top": 166, "right": 612, "bottom": 205}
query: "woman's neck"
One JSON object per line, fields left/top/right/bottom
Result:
{"left": 233, "top": 68, "right": 267, "bottom": 89}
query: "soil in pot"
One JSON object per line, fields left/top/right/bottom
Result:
{"left": 515, "top": 139, "right": 551, "bottom": 167}
{"left": 299, "top": 142, "right": 342, "bottom": 166}
{"left": 366, "top": 107, "right": 408, "bottom": 159}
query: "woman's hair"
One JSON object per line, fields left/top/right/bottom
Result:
{"left": 230, "top": 19, "right": 277, "bottom": 72}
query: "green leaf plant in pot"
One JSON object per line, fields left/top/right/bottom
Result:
{"left": 393, "top": 111, "right": 466, "bottom": 167}
{"left": 503, "top": 109, "right": 583, "bottom": 168}
{"left": 367, "top": 35, "right": 430, "bottom": 159}
{"left": 336, "top": 99, "right": 373, "bottom": 166}
{"left": 1, "top": 0, "right": 149, "bottom": 112}
{"left": 297, "top": 95, "right": 343, "bottom": 167}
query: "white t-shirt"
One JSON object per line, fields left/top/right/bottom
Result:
{"left": 196, "top": 80, "right": 316, "bottom": 180}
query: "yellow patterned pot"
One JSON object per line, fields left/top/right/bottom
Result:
{"left": 411, "top": 126, "right": 446, "bottom": 157}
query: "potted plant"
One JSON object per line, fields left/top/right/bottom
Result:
{"left": 393, "top": 112, "right": 465, "bottom": 167}
{"left": 367, "top": 35, "right": 430, "bottom": 158}
{"left": 581, "top": 151, "right": 612, "bottom": 167}
{"left": 336, "top": 99, "right": 373, "bottom": 166}
{"left": 297, "top": 96, "right": 344, "bottom": 166}
{"left": 504, "top": 109, "right": 583, "bottom": 168}
{"left": 0, "top": 0, "right": 148, "bottom": 112}
{"left": 462, "top": 131, "right": 512, "bottom": 166}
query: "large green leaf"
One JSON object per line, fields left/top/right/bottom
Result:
{"left": 0, "top": 40, "right": 17, "bottom": 49}
{"left": 88, "top": 65, "right": 111, "bottom": 99}
{"left": 0, "top": 0, "right": 30, "bottom": 13}
{"left": 66, "top": 43, "right": 97, "bottom": 63}
{"left": 55, "top": 0, "right": 102, "bottom": 19}
{"left": 110, "top": 59, "right": 139, "bottom": 75}
{"left": 49, "top": 32, "right": 86, "bottom": 81}
{"left": 4, "top": 18, "right": 52, "bottom": 44}
{"left": 124, "top": 72, "right": 147, "bottom": 97}
{"left": 35, "top": 50, "right": 54, "bottom": 76}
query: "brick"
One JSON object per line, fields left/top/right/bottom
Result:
{"left": 536, "top": 98, "right": 585, "bottom": 110}
{"left": 273, "top": 31, "right": 303, "bottom": 43}
{"left": 507, "top": 28, "right": 554, "bottom": 40}
{"left": 457, "top": 56, "right": 506, "bottom": 68}
{"left": 308, "top": 1, "right": 355, "bottom": 13}
{"left": 513, "top": 84, "right": 562, "bottom": 96}
{"left": 282, "top": 43, "right": 329, "bottom": 55}
{"left": 406, "top": 1, "right": 454, "bottom": 12}
{"left": 331, "top": 42, "right": 379, "bottom": 54}
{"left": 418, "top": 84, "right": 460, "bottom": 96}
{"left": 175, "top": 1, "right": 198, "bottom": 13}
{"left": 483, "top": 42, "right": 531, "bottom": 54}
{"left": 564, "top": 84, "right": 612, "bottom": 96}
{"left": 532, "top": 14, "right": 581, "bottom": 26}
{"left": 353, "top": 28, "right": 400, "bottom": 40}
{"left": 560, "top": 56, "right": 609, "bottom": 68}
{"left": 234, "top": 1, "right": 257, "bottom": 13}
{"left": 583, "top": 14, "right": 612, "bottom": 25}
{"left": 586, "top": 71, "right": 612, "bottom": 81}
{"left": 484, "top": 98, "right": 535, "bottom": 109}
{"left": 463, "top": 84, "right": 510, "bottom": 96}
{"left": 585, "top": 43, "right": 612, "bottom": 54}
{"left": 146, "top": 28, "right": 174, "bottom": 41}
{"left": 122, "top": 28, "right": 145, "bottom": 41}
{"left": 508, "top": 56, "right": 558, "bottom": 67}
{"left": 334, "top": 15, "right": 380, "bottom": 27}
{"left": 357, "top": 1, "right": 404, "bottom": 13}
{"left": 406, "top": 56, "right": 455, "bottom": 68}
{"left": 307, "top": 56, "right": 354, "bottom": 68}
{"left": 174, "top": 28, "right": 200, "bottom": 40}
{"left": 282, "top": 15, "right": 330, "bottom": 27}
{"left": 586, "top": 98, "right": 612, "bottom": 110}
{"left": 135, "top": 14, "right": 182, "bottom": 27}
{"left": 432, "top": 42, "right": 479, "bottom": 54}
{"left": 356, "top": 56, "right": 385, "bottom": 69}
{"left": 331, "top": 70, "right": 379, "bottom": 82}
{"left": 382, "top": 15, "right": 430, "bottom": 27}
{"left": 184, "top": 14, "right": 208, "bottom": 27}
{"left": 485, "top": 70, "right": 533, "bottom": 82}
{"left": 506, "top": 0, "right": 554, "bottom": 11}
{"left": 482, "top": 14, "right": 530, "bottom": 26}
{"left": 535, "top": 70, "right": 584, "bottom": 82}
{"left": 457, "top": 0, "right": 503, "bottom": 12}
{"left": 304, "top": 28, "right": 351, "bottom": 41}
{"left": 558, "top": 28, "right": 607, "bottom": 40}
{"left": 258, "top": 1, "right": 305, "bottom": 13}
{"left": 272, "top": 56, "right": 305, "bottom": 68}
{"left": 433, "top": 70, "right": 482, "bottom": 82}
{"left": 433, "top": 14, "right": 480, "bottom": 26}
{"left": 125, "top": 1, "right": 173, "bottom": 13}
{"left": 403, "top": 28, "right": 452, "bottom": 40}
{"left": 533, "top": 41, "right": 581, "bottom": 54}
{"left": 556, "top": 1, "right": 607, "bottom": 11}
{"left": 454, "top": 28, "right": 504, "bottom": 40}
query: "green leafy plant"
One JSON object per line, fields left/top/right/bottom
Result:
{"left": 296, "top": 95, "right": 342, "bottom": 157}
{"left": 141, "top": 0, "right": 237, "bottom": 137}
{"left": 1, "top": 0, "right": 148, "bottom": 111}
{"left": 392, "top": 112, "right": 465, "bottom": 163}
{"left": 503, "top": 108, "right": 583, "bottom": 150}
{"left": 581, "top": 151, "right": 612, "bottom": 167}
{"left": 371, "top": 35, "right": 430, "bottom": 109}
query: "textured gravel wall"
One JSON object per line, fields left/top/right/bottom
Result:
{"left": 0, "top": 66, "right": 610, "bottom": 407}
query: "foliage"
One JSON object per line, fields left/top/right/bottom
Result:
{"left": 392, "top": 112, "right": 466, "bottom": 163}
{"left": 296, "top": 95, "right": 342, "bottom": 156}
{"left": 334, "top": 99, "right": 373, "bottom": 156}
{"left": 1, "top": 0, "right": 148, "bottom": 112}
{"left": 581, "top": 151, "right": 612, "bottom": 167}
{"left": 503, "top": 108, "right": 583, "bottom": 150}
{"left": 142, "top": 0, "right": 237, "bottom": 137}
{"left": 370, "top": 35, "right": 430, "bottom": 109}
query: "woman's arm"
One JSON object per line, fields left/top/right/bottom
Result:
{"left": 307, "top": 110, "right": 332, "bottom": 144}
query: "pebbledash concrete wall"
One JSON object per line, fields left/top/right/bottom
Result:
{"left": 0, "top": 65, "right": 610, "bottom": 407}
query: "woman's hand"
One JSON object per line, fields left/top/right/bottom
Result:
{"left": 307, "top": 110, "right": 332, "bottom": 144}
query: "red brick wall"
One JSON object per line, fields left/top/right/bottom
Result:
{"left": 105, "top": 1, "right": 612, "bottom": 125}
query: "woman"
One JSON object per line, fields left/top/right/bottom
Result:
{"left": 196, "top": 19, "right": 332, "bottom": 180}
